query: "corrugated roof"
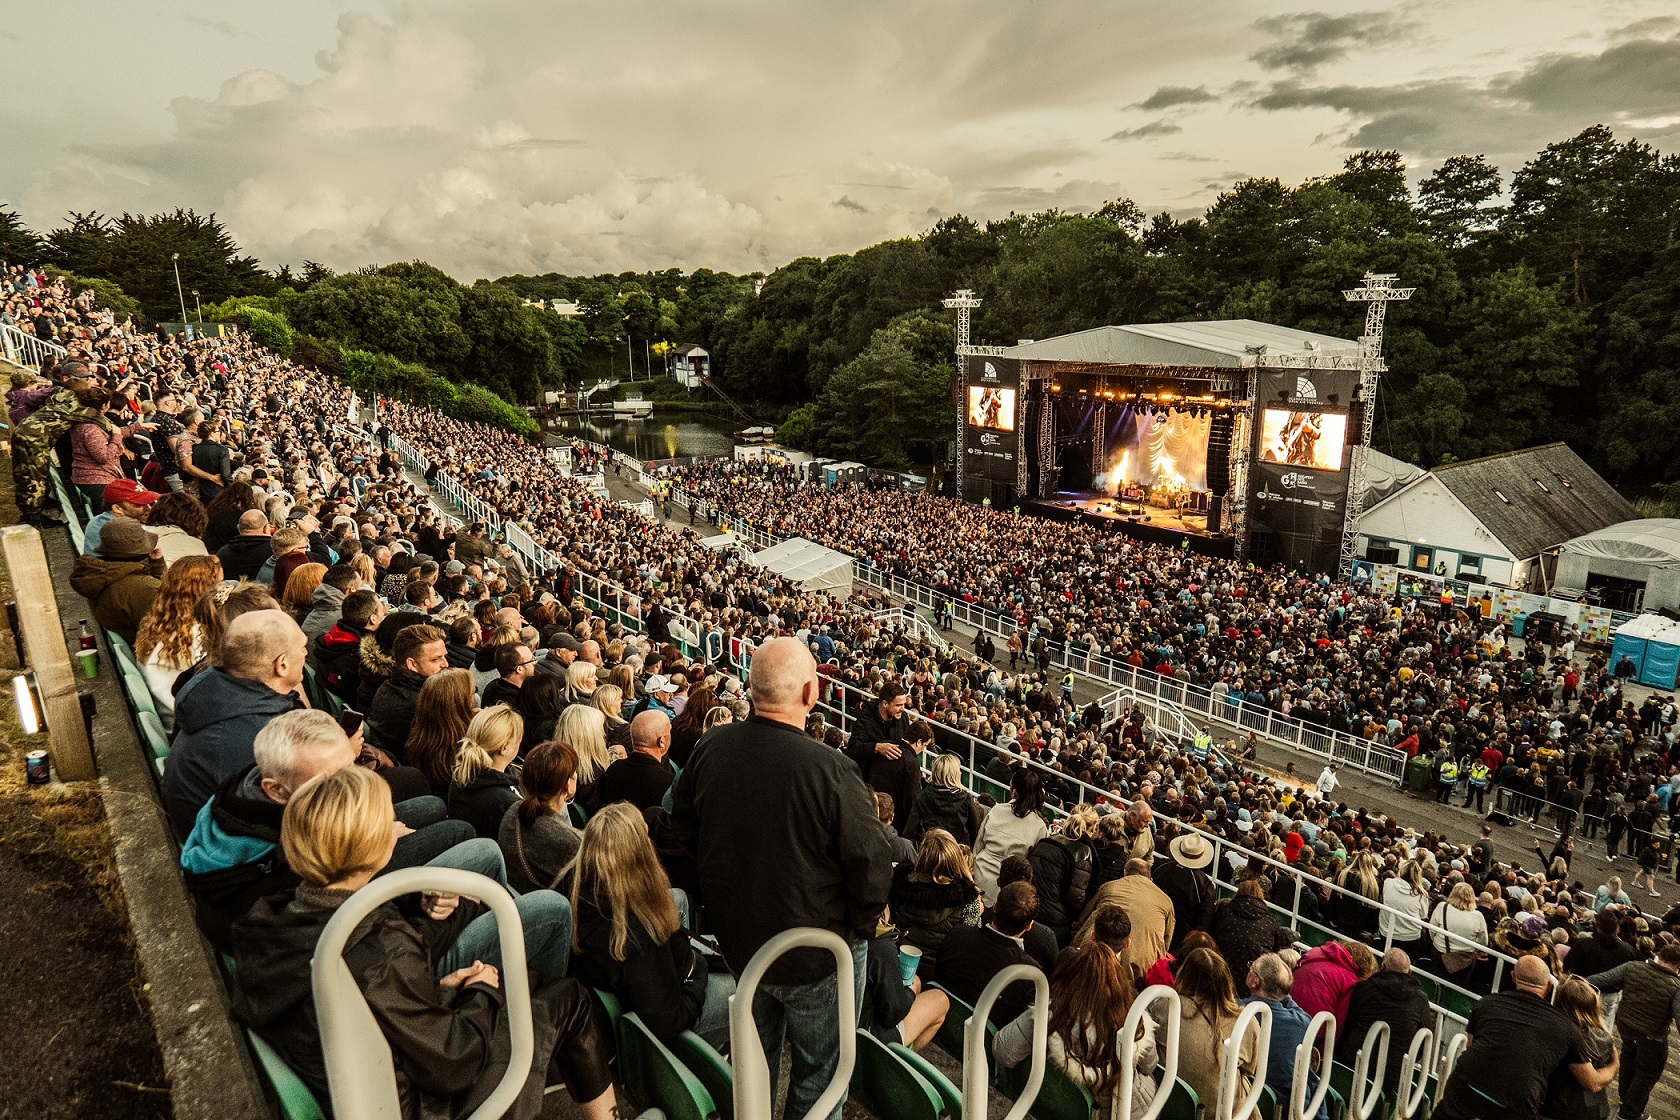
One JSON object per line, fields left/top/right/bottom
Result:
{"left": 1000, "top": 319, "right": 1361, "bottom": 368}
{"left": 1431, "top": 443, "right": 1637, "bottom": 559}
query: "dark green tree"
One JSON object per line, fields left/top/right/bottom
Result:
{"left": 0, "top": 206, "right": 44, "bottom": 264}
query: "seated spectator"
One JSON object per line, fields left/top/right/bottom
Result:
{"left": 1338, "top": 948, "right": 1433, "bottom": 1090}
{"left": 1213, "top": 878, "right": 1292, "bottom": 985}
{"left": 267, "top": 523, "right": 314, "bottom": 595}
{"left": 1155, "top": 833, "right": 1218, "bottom": 951}
{"left": 974, "top": 769, "right": 1049, "bottom": 904}
{"left": 299, "top": 562, "right": 360, "bottom": 645}
{"left": 70, "top": 517, "right": 165, "bottom": 646}
{"left": 134, "top": 554, "right": 222, "bottom": 729}
{"left": 667, "top": 683, "right": 713, "bottom": 769}
{"left": 217, "top": 510, "right": 273, "bottom": 581}
{"left": 162, "top": 609, "right": 308, "bottom": 838}
{"left": 935, "top": 880, "right": 1041, "bottom": 1026}
{"left": 517, "top": 672, "right": 568, "bottom": 751}
{"left": 367, "top": 623, "right": 449, "bottom": 760}
{"left": 592, "top": 709, "right": 675, "bottom": 812}
{"left": 309, "top": 588, "right": 384, "bottom": 707}
{"left": 280, "top": 562, "right": 327, "bottom": 624}
{"left": 500, "top": 740, "right": 583, "bottom": 894}
{"left": 567, "top": 803, "right": 735, "bottom": 1049}
{"left": 201, "top": 481, "right": 260, "bottom": 555}
{"left": 1143, "top": 929, "right": 1219, "bottom": 990}
{"left": 992, "top": 854, "right": 1058, "bottom": 973}
{"left": 556, "top": 703, "right": 612, "bottom": 810}
{"left": 481, "top": 642, "right": 534, "bottom": 711}
{"left": 445, "top": 616, "right": 479, "bottom": 670}
{"left": 891, "top": 828, "right": 983, "bottom": 968}
{"left": 872, "top": 792, "right": 917, "bottom": 864}
{"left": 227, "top": 765, "right": 615, "bottom": 1120}
{"left": 904, "top": 752, "right": 982, "bottom": 848}
{"left": 81, "top": 477, "right": 160, "bottom": 558}
{"left": 858, "top": 922, "right": 949, "bottom": 1051}
{"left": 447, "top": 705, "right": 524, "bottom": 839}
{"left": 145, "top": 490, "right": 212, "bottom": 566}
{"left": 1029, "top": 803, "right": 1099, "bottom": 947}
{"left": 1168, "top": 946, "right": 1256, "bottom": 1111}
{"left": 179, "top": 709, "right": 496, "bottom": 950}
{"left": 1243, "top": 953, "right": 1327, "bottom": 1120}
{"left": 1076, "top": 858, "right": 1175, "bottom": 977}
{"left": 994, "top": 937, "right": 1159, "bottom": 1117}
{"left": 1291, "top": 940, "right": 1372, "bottom": 1031}
{"left": 590, "top": 684, "right": 632, "bottom": 752}
{"left": 404, "top": 668, "right": 479, "bottom": 795}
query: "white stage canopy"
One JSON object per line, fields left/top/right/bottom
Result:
{"left": 751, "top": 536, "right": 855, "bottom": 596}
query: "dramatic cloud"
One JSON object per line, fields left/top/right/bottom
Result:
{"left": 1133, "top": 85, "right": 1218, "bottom": 111}
{"left": 1250, "top": 10, "right": 1413, "bottom": 74}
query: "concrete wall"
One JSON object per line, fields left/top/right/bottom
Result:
{"left": 1555, "top": 553, "right": 1680, "bottom": 611}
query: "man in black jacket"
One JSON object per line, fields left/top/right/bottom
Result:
{"left": 594, "top": 710, "right": 675, "bottom": 812}
{"left": 671, "top": 637, "right": 892, "bottom": 1120}
{"left": 844, "top": 681, "right": 920, "bottom": 831}
{"left": 935, "top": 881, "right": 1042, "bottom": 1025}
{"left": 1155, "top": 832, "right": 1218, "bottom": 950}
{"left": 217, "top": 509, "right": 276, "bottom": 581}
{"left": 309, "top": 589, "right": 385, "bottom": 706}
{"left": 1339, "top": 949, "right": 1433, "bottom": 1089}
{"left": 366, "top": 623, "right": 448, "bottom": 760}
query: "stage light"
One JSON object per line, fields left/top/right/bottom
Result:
{"left": 1160, "top": 391, "right": 1174, "bottom": 401}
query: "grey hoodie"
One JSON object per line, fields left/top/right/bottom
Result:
{"left": 299, "top": 582, "right": 346, "bottom": 645}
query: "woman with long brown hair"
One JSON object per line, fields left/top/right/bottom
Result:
{"left": 1544, "top": 976, "right": 1615, "bottom": 1120}
{"left": 567, "top": 803, "right": 735, "bottom": 1047}
{"left": 405, "top": 668, "right": 479, "bottom": 794}
{"left": 668, "top": 683, "right": 713, "bottom": 768}
{"left": 499, "top": 740, "right": 583, "bottom": 894}
{"left": 890, "top": 828, "right": 982, "bottom": 967}
{"left": 135, "top": 554, "right": 223, "bottom": 728}
{"left": 201, "top": 479, "right": 262, "bottom": 553}
{"left": 1170, "top": 947, "right": 1256, "bottom": 1110}
{"left": 280, "top": 562, "right": 327, "bottom": 624}
{"left": 994, "top": 939, "right": 1159, "bottom": 1115}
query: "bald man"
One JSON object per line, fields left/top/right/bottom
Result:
{"left": 162, "top": 609, "right": 310, "bottom": 839}
{"left": 1340, "top": 947, "right": 1432, "bottom": 1090}
{"left": 1435, "top": 954, "right": 1617, "bottom": 1120}
{"left": 218, "top": 508, "right": 275, "bottom": 581}
{"left": 593, "top": 709, "right": 674, "bottom": 811}
{"left": 671, "top": 637, "right": 892, "bottom": 1120}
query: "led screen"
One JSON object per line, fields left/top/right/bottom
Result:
{"left": 967, "top": 386, "right": 1017, "bottom": 432}
{"left": 1259, "top": 409, "right": 1347, "bottom": 471}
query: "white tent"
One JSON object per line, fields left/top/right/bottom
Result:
{"left": 750, "top": 536, "right": 855, "bottom": 596}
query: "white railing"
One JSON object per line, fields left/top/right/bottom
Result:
{"left": 0, "top": 320, "right": 69, "bottom": 371}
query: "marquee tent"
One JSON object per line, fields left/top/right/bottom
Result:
{"left": 750, "top": 536, "right": 854, "bottom": 596}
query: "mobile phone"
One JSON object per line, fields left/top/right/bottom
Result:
{"left": 338, "top": 709, "right": 365, "bottom": 737}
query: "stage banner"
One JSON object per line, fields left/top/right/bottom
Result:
{"left": 963, "top": 356, "right": 1021, "bottom": 482}
{"left": 1247, "top": 367, "right": 1357, "bottom": 571}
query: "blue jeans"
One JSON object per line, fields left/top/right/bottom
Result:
{"left": 753, "top": 939, "right": 867, "bottom": 1120}
{"left": 695, "top": 969, "right": 736, "bottom": 1052}
{"left": 399, "top": 835, "right": 514, "bottom": 897}
{"left": 436, "top": 889, "right": 574, "bottom": 988}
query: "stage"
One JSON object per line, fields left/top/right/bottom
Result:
{"left": 1024, "top": 490, "right": 1237, "bottom": 558}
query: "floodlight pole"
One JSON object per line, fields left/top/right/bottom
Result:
{"left": 1339, "top": 273, "right": 1415, "bottom": 580}
{"left": 944, "top": 289, "right": 982, "bottom": 498}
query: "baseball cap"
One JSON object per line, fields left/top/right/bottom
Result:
{"left": 103, "top": 478, "right": 160, "bottom": 506}
{"left": 645, "top": 674, "right": 679, "bottom": 695}
{"left": 444, "top": 560, "right": 466, "bottom": 575}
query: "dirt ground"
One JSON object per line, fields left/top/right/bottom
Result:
{"left": 0, "top": 450, "right": 171, "bottom": 1119}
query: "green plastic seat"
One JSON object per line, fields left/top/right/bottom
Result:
{"left": 137, "top": 709, "right": 171, "bottom": 762}
{"left": 247, "top": 1030, "right": 328, "bottom": 1120}
{"left": 1157, "top": 1077, "right": 1201, "bottom": 1120}
{"left": 668, "top": 1031, "right": 735, "bottom": 1120}
{"left": 1029, "top": 1062, "right": 1097, "bottom": 1120}
{"left": 1258, "top": 1084, "right": 1278, "bottom": 1120}
{"left": 892, "top": 1044, "right": 963, "bottom": 1120}
{"left": 618, "top": 1012, "right": 719, "bottom": 1120}
{"left": 851, "top": 1030, "right": 946, "bottom": 1120}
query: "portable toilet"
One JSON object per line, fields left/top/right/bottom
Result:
{"left": 1611, "top": 614, "right": 1663, "bottom": 681}
{"left": 1637, "top": 617, "right": 1680, "bottom": 689}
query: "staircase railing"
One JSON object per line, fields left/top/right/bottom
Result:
{"left": 0, "top": 320, "right": 69, "bottom": 371}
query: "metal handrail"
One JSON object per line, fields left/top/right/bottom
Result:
{"left": 966, "top": 963, "right": 1050, "bottom": 1120}
{"left": 0, "top": 320, "right": 69, "bottom": 371}
{"left": 1216, "top": 1001, "right": 1271, "bottom": 1120}
{"left": 1291, "top": 1011, "right": 1336, "bottom": 1120}
{"left": 311, "top": 867, "right": 533, "bottom": 1120}
{"left": 1393, "top": 1028, "right": 1434, "bottom": 1120}
{"left": 1346, "top": 1021, "right": 1389, "bottom": 1120}
{"left": 1437, "top": 1031, "right": 1469, "bottom": 1088}
{"left": 729, "top": 927, "right": 857, "bottom": 1120}
{"left": 1114, "top": 985, "right": 1181, "bottom": 1120}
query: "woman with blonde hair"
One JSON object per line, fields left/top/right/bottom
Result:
{"left": 230, "top": 764, "right": 617, "bottom": 1120}
{"left": 1429, "top": 881, "right": 1488, "bottom": 981}
{"left": 1333, "top": 850, "right": 1383, "bottom": 941}
{"left": 904, "top": 752, "right": 982, "bottom": 848}
{"left": 590, "top": 684, "right": 631, "bottom": 752}
{"left": 703, "top": 705, "right": 735, "bottom": 732}
{"left": 405, "top": 668, "right": 480, "bottom": 794}
{"left": 349, "top": 551, "right": 377, "bottom": 593}
{"left": 890, "top": 828, "right": 983, "bottom": 967}
{"left": 556, "top": 703, "right": 611, "bottom": 807}
{"left": 1544, "top": 976, "right": 1616, "bottom": 1119}
{"left": 565, "top": 660, "right": 598, "bottom": 705}
{"left": 135, "top": 554, "right": 222, "bottom": 728}
{"left": 280, "top": 562, "right": 327, "bottom": 623}
{"left": 568, "top": 803, "right": 735, "bottom": 1048}
{"left": 1379, "top": 859, "right": 1432, "bottom": 963}
{"left": 1593, "top": 875, "right": 1631, "bottom": 911}
{"left": 447, "top": 705, "right": 524, "bottom": 839}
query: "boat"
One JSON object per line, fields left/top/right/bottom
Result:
{"left": 612, "top": 393, "right": 654, "bottom": 418}
{"left": 735, "top": 425, "right": 775, "bottom": 441}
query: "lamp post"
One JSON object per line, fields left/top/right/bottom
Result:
{"left": 192, "top": 290, "right": 202, "bottom": 325}
{"left": 170, "top": 252, "right": 189, "bottom": 328}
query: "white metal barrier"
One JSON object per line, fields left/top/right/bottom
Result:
{"left": 1346, "top": 1022, "right": 1389, "bottom": 1120}
{"left": 965, "top": 964, "right": 1051, "bottom": 1120}
{"left": 1394, "top": 1027, "right": 1435, "bottom": 1120}
{"left": 0, "top": 320, "right": 68, "bottom": 371}
{"left": 1115, "top": 985, "right": 1181, "bottom": 1120}
{"left": 1291, "top": 1012, "right": 1336, "bottom": 1120}
{"left": 1216, "top": 1001, "right": 1271, "bottom": 1120}
{"left": 729, "top": 927, "right": 857, "bottom": 1120}
{"left": 311, "top": 867, "right": 533, "bottom": 1120}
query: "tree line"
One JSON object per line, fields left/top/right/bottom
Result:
{"left": 3, "top": 125, "right": 1677, "bottom": 485}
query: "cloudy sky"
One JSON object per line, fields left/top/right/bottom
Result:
{"left": 3, "top": 1, "right": 1677, "bottom": 280}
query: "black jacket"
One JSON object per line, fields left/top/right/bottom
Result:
{"left": 1027, "top": 835, "right": 1095, "bottom": 935}
{"left": 592, "top": 752, "right": 674, "bottom": 813}
{"left": 1212, "top": 894, "right": 1290, "bottom": 983}
{"left": 903, "top": 784, "right": 982, "bottom": 848}
{"left": 311, "top": 620, "right": 370, "bottom": 706}
{"left": 218, "top": 534, "right": 274, "bottom": 581}
{"left": 180, "top": 765, "right": 292, "bottom": 952}
{"left": 1154, "top": 861, "right": 1218, "bottom": 951}
{"left": 844, "top": 706, "right": 919, "bottom": 831}
{"left": 369, "top": 667, "right": 429, "bottom": 757}
{"left": 1565, "top": 931, "right": 1638, "bottom": 976}
{"left": 481, "top": 677, "right": 522, "bottom": 712}
{"left": 934, "top": 924, "right": 1036, "bottom": 1025}
{"left": 448, "top": 768, "right": 521, "bottom": 840}
{"left": 861, "top": 931, "right": 916, "bottom": 1043}
{"left": 671, "top": 715, "right": 893, "bottom": 985}
{"left": 890, "top": 865, "right": 980, "bottom": 966}
{"left": 567, "top": 893, "right": 708, "bottom": 1043}
{"left": 1339, "top": 970, "right": 1433, "bottom": 1087}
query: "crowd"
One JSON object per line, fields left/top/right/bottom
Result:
{"left": 6, "top": 258, "right": 1680, "bottom": 1120}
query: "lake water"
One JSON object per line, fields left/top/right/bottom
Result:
{"left": 544, "top": 411, "right": 743, "bottom": 463}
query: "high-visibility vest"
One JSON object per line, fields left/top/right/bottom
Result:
{"left": 1193, "top": 732, "right": 1212, "bottom": 761}
{"left": 1061, "top": 672, "right": 1074, "bottom": 692}
{"left": 1439, "top": 761, "right": 1459, "bottom": 783}
{"left": 1468, "top": 763, "right": 1490, "bottom": 788}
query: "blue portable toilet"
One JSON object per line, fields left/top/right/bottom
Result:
{"left": 1637, "top": 618, "right": 1680, "bottom": 689}
{"left": 1612, "top": 614, "right": 1664, "bottom": 682}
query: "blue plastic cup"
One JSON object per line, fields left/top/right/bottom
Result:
{"left": 898, "top": 944, "right": 923, "bottom": 985}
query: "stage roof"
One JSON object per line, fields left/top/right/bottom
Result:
{"left": 1001, "top": 319, "right": 1361, "bottom": 369}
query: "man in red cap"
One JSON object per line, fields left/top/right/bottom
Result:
{"left": 82, "top": 477, "right": 161, "bottom": 559}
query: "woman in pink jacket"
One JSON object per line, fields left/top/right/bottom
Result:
{"left": 69, "top": 401, "right": 151, "bottom": 510}
{"left": 1290, "top": 940, "right": 1375, "bottom": 1029}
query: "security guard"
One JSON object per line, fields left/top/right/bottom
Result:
{"left": 1060, "top": 669, "right": 1075, "bottom": 706}
{"left": 1464, "top": 761, "right": 1491, "bottom": 813}
{"left": 1193, "top": 729, "right": 1213, "bottom": 763}
{"left": 1436, "top": 755, "right": 1460, "bottom": 804}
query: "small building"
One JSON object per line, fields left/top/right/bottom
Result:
{"left": 1355, "top": 443, "right": 1637, "bottom": 592}
{"left": 1555, "top": 519, "right": 1680, "bottom": 612}
{"left": 672, "top": 343, "right": 710, "bottom": 389}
